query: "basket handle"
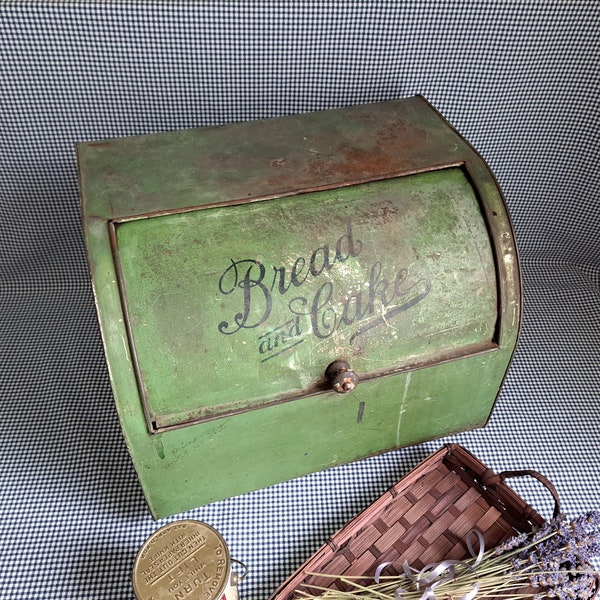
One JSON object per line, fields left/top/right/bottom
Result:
{"left": 483, "top": 469, "right": 561, "bottom": 520}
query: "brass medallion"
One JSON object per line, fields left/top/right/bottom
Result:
{"left": 133, "top": 520, "right": 233, "bottom": 600}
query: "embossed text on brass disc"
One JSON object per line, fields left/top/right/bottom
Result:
{"left": 133, "top": 520, "right": 231, "bottom": 600}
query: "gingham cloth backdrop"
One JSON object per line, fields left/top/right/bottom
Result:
{"left": 1, "top": 2, "right": 599, "bottom": 599}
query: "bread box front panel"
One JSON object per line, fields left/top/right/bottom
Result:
{"left": 79, "top": 97, "right": 520, "bottom": 517}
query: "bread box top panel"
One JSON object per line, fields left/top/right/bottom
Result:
{"left": 80, "top": 96, "right": 486, "bottom": 220}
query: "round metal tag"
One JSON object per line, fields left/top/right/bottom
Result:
{"left": 133, "top": 520, "right": 234, "bottom": 600}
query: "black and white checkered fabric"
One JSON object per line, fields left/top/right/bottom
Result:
{"left": 1, "top": 2, "right": 598, "bottom": 599}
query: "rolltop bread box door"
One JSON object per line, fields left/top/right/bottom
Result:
{"left": 79, "top": 96, "right": 520, "bottom": 518}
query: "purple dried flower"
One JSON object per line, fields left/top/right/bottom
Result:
{"left": 495, "top": 530, "right": 529, "bottom": 555}
{"left": 504, "top": 510, "right": 600, "bottom": 599}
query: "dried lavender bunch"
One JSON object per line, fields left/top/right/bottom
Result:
{"left": 502, "top": 510, "right": 600, "bottom": 600}
{"left": 297, "top": 510, "right": 600, "bottom": 600}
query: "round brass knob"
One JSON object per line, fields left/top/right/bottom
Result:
{"left": 326, "top": 360, "right": 359, "bottom": 394}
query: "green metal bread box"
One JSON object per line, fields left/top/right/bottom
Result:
{"left": 79, "top": 96, "right": 520, "bottom": 518}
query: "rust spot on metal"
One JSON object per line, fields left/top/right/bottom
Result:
{"left": 302, "top": 121, "right": 425, "bottom": 181}
{"left": 372, "top": 198, "right": 400, "bottom": 224}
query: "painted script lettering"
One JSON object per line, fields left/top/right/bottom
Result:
{"left": 218, "top": 222, "right": 361, "bottom": 335}
{"left": 217, "top": 221, "right": 431, "bottom": 356}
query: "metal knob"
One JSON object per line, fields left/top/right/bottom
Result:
{"left": 326, "top": 360, "right": 359, "bottom": 394}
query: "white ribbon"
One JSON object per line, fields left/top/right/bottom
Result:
{"left": 374, "top": 529, "right": 485, "bottom": 600}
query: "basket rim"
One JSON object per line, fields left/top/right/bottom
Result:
{"left": 268, "top": 443, "right": 554, "bottom": 600}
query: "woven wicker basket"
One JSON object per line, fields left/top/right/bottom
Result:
{"left": 270, "top": 443, "right": 598, "bottom": 600}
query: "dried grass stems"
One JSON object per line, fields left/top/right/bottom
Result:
{"left": 297, "top": 511, "right": 600, "bottom": 600}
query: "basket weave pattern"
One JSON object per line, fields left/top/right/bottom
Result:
{"left": 270, "top": 444, "right": 553, "bottom": 600}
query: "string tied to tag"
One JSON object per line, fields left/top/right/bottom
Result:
{"left": 374, "top": 529, "right": 485, "bottom": 600}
